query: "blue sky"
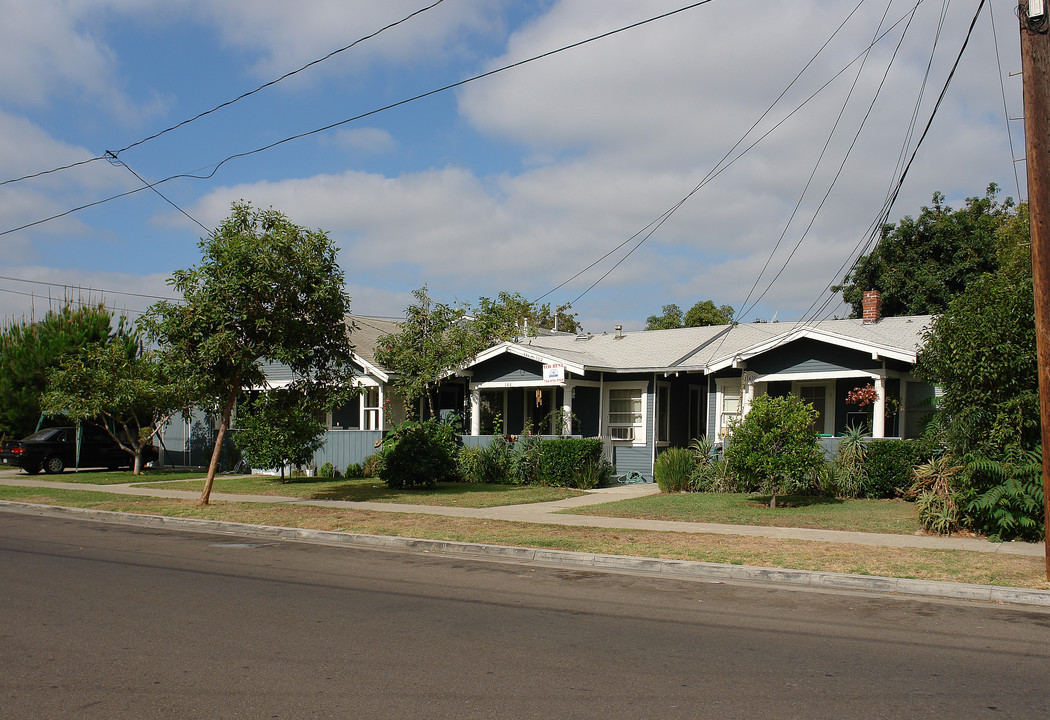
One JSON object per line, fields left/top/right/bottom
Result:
{"left": 0, "top": 0, "right": 1027, "bottom": 332}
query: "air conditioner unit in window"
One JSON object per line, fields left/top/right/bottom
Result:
{"left": 610, "top": 427, "right": 635, "bottom": 441}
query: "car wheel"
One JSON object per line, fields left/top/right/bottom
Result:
{"left": 43, "top": 456, "right": 65, "bottom": 474}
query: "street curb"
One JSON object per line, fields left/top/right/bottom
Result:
{"left": 4, "top": 499, "right": 1049, "bottom": 608}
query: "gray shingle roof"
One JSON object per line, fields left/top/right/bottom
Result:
{"left": 499, "top": 316, "right": 932, "bottom": 372}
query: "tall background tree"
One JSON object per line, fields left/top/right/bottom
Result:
{"left": 645, "top": 300, "right": 734, "bottom": 330}
{"left": 835, "top": 185, "right": 1015, "bottom": 317}
{"left": 377, "top": 289, "right": 580, "bottom": 418}
{"left": 142, "top": 202, "right": 355, "bottom": 504}
{"left": 0, "top": 302, "right": 134, "bottom": 438}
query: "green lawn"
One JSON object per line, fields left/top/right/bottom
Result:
{"left": 11, "top": 468, "right": 218, "bottom": 485}
{"left": 136, "top": 475, "right": 585, "bottom": 508}
{"left": 567, "top": 492, "right": 922, "bottom": 535}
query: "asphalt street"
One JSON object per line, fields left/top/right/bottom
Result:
{"left": 3, "top": 510, "right": 1049, "bottom": 719}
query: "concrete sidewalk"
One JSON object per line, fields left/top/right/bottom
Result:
{"left": 0, "top": 472, "right": 1042, "bottom": 556}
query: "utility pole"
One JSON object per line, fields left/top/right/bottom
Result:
{"left": 1019, "top": 0, "right": 1050, "bottom": 578}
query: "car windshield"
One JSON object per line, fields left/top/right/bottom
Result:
{"left": 22, "top": 428, "right": 65, "bottom": 442}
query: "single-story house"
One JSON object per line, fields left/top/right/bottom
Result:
{"left": 456, "top": 293, "right": 934, "bottom": 480}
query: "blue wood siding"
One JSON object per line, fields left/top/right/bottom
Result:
{"left": 310, "top": 430, "right": 384, "bottom": 469}
{"left": 747, "top": 339, "right": 881, "bottom": 375}
{"left": 472, "top": 354, "right": 544, "bottom": 384}
{"left": 612, "top": 445, "right": 652, "bottom": 479}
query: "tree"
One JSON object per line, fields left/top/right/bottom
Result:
{"left": 645, "top": 304, "right": 684, "bottom": 330}
{"left": 472, "top": 291, "right": 581, "bottom": 335}
{"left": 232, "top": 389, "right": 327, "bottom": 481}
{"left": 723, "top": 395, "right": 824, "bottom": 508}
{"left": 916, "top": 263, "right": 1038, "bottom": 457}
{"left": 0, "top": 302, "right": 133, "bottom": 439}
{"left": 141, "top": 202, "right": 354, "bottom": 504}
{"left": 41, "top": 341, "right": 187, "bottom": 474}
{"left": 683, "top": 300, "right": 734, "bottom": 327}
{"left": 646, "top": 300, "right": 734, "bottom": 330}
{"left": 376, "top": 285, "right": 476, "bottom": 419}
{"left": 835, "top": 185, "right": 1014, "bottom": 317}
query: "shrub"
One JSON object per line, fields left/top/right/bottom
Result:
{"left": 862, "top": 439, "right": 919, "bottom": 498}
{"left": 536, "top": 438, "right": 605, "bottom": 488}
{"left": 361, "top": 454, "right": 381, "bottom": 478}
{"left": 345, "top": 462, "right": 363, "bottom": 479}
{"left": 574, "top": 455, "right": 614, "bottom": 489}
{"left": 509, "top": 432, "right": 544, "bottom": 485}
{"left": 318, "top": 461, "right": 336, "bottom": 478}
{"left": 457, "top": 445, "right": 483, "bottom": 483}
{"left": 833, "top": 426, "right": 866, "bottom": 499}
{"left": 723, "top": 395, "right": 824, "bottom": 507}
{"left": 904, "top": 455, "right": 966, "bottom": 534}
{"left": 655, "top": 447, "right": 695, "bottom": 492}
{"left": 477, "top": 435, "right": 513, "bottom": 484}
{"left": 964, "top": 447, "right": 1044, "bottom": 542}
{"left": 377, "top": 419, "right": 458, "bottom": 489}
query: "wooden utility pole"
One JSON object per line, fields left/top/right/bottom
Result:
{"left": 1020, "top": 0, "right": 1050, "bottom": 578}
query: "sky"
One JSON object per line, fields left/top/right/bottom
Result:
{"left": 0, "top": 0, "right": 1029, "bottom": 333}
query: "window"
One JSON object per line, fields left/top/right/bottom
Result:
{"left": 608, "top": 387, "right": 644, "bottom": 444}
{"left": 362, "top": 386, "right": 380, "bottom": 430}
{"left": 715, "top": 378, "right": 742, "bottom": 438}
{"left": 656, "top": 384, "right": 670, "bottom": 444}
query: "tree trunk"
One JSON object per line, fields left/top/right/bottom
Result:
{"left": 200, "top": 383, "right": 239, "bottom": 505}
{"left": 133, "top": 449, "right": 144, "bottom": 475}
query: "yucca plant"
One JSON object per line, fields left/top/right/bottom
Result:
{"left": 905, "top": 455, "right": 965, "bottom": 534}
{"left": 655, "top": 447, "right": 695, "bottom": 493}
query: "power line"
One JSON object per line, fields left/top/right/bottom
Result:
{"left": 0, "top": 0, "right": 450, "bottom": 188}
{"left": 105, "top": 152, "right": 211, "bottom": 234}
{"left": 0, "top": 274, "right": 182, "bottom": 303}
{"left": 988, "top": 0, "right": 1024, "bottom": 201}
{"left": 789, "top": 0, "right": 989, "bottom": 331}
{"left": 540, "top": 0, "right": 924, "bottom": 310}
{"left": 0, "top": 0, "right": 719, "bottom": 240}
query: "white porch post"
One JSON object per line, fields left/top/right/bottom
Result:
{"left": 561, "top": 382, "right": 574, "bottom": 435}
{"left": 872, "top": 375, "right": 886, "bottom": 438}
{"left": 377, "top": 386, "right": 385, "bottom": 431}
{"left": 470, "top": 386, "right": 481, "bottom": 436}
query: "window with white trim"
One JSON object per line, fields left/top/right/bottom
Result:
{"left": 715, "top": 378, "right": 742, "bottom": 439}
{"left": 608, "top": 387, "right": 644, "bottom": 443}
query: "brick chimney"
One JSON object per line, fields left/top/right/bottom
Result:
{"left": 862, "top": 290, "right": 882, "bottom": 324}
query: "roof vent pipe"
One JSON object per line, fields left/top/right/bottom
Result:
{"left": 614, "top": 324, "right": 623, "bottom": 339}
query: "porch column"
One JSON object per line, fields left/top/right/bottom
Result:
{"left": 470, "top": 386, "right": 481, "bottom": 436}
{"left": 377, "top": 386, "right": 385, "bottom": 431}
{"left": 561, "top": 382, "right": 573, "bottom": 435}
{"left": 872, "top": 375, "right": 886, "bottom": 438}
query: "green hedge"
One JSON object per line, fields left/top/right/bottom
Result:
{"left": 536, "top": 438, "right": 608, "bottom": 489}
{"left": 862, "top": 439, "right": 919, "bottom": 498}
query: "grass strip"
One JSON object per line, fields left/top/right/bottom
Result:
{"left": 2, "top": 485, "right": 1046, "bottom": 591}
{"left": 134, "top": 475, "right": 584, "bottom": 508}
{"left": 569, "top": 492, "right": 922, "bottom": 535}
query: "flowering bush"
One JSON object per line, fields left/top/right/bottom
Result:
{"left": 846, "top": 384, "right": 879, "bottom": 407}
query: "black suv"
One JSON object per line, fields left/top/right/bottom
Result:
{"left": 0, "top": 426, "right": 156, "bottom": 474}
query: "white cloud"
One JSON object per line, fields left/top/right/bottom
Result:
{"left": 333, "top": 127, "right": 397, "bottom": 154}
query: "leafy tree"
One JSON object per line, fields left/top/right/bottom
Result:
{"left": 142, "top": 202, "right": 354, "bottom": 505}
{"left": 723, "top": 395, "right": 823, "bottom": 508}
{"left": 645, "top": 304, "right": 684, "bottom": 330}
{"left": 0, "top": 302, "right": 134, "bottom": 439}
{"left": 683, "top": 300, "right": 734, "bottom": 327}
{"left": 376, "top": 285, "right": 476, "bottom": 420}
{"left": 916, "top": 268, "right": 1038, "bottom": 457}
{"left": 646, "top": 300, "right": 734, "bottom": 330}
{"left": 835, "top": 185, "right": 1014, "bottom": 317}
{"left": 232, "top": 389, "right": 326, "bottom": 482}
{"left": 376, "top": 288, "right": 576, "bottom": 419}
{"left": 41, "top": 341, "right": 187, "bottom": 474}
{"left": 472, "top": 291, "right": 580, "bottom": 335}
